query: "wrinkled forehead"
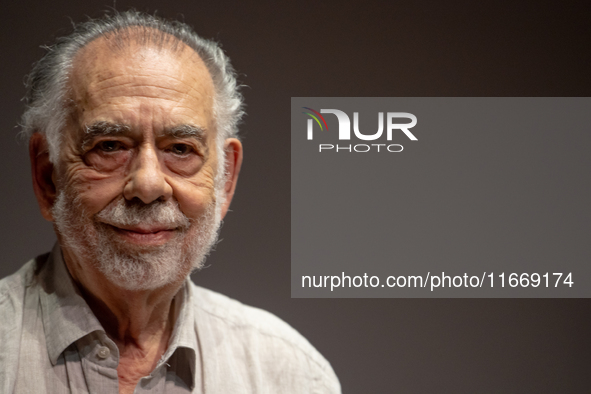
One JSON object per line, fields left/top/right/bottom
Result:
{"left": 67, "top": 29, "right": 216, "bottom": 128}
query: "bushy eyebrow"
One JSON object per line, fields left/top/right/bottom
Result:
{"left": 80, "top": 122, "right": 208, "bottom": 149}
{"left": 82, "top": 121, "right": 131, "bottom": 150}
{"left": 165, "top": 124, "right": 208, "bottom": 145}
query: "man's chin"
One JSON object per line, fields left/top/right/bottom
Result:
{"left": 94, "top": 246, "right": 191, "bottom": 291}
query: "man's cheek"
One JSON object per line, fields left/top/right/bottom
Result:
{"left": 174, "top": 187, "right": 216, "bottom": 218}
{"left": 66, "top": 178, "right": 128, "bottom": 213}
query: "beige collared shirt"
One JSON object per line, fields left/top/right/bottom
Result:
{"left": 0, "top": 245, "right": 340, "bottom": 393}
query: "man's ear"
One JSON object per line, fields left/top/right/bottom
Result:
{"left": 220, "top": 138, "right": 243, "bottom": 219}
{"left": 29, "top": 133, "right": 57, "bottom": 221}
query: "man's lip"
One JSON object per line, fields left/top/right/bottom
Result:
{"left": 110, "top": 225, "right": 177, "bottom": 234}
{"left": 103, "top": 223, "right": 178, "bottom": 245}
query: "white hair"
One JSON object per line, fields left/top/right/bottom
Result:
{"left": 20, "top": 10, "right": 244, "bottom": 164}
{"left": 53, "top": 188, "right": 222, "bottom": 291}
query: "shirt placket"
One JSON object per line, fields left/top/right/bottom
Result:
{"left": 77, "top": 335, "right": 119, "bottom": 393}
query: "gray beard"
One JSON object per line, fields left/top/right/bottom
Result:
{"left": 52, "top": 190, "right": 222, "bottom": 291}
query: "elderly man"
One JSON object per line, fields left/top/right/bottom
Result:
{"left": 0, "top": 11, "right": 339, "bottom": 393}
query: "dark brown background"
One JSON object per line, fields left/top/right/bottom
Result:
{"left": 1, "top": 0, "right": 590, "bottom": 392}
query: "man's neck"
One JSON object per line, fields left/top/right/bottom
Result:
{"left": 78, "top": 280, "right": 177, "bottom": 346}
{"left": 61, "top": 246, "right": 183, "bottom": 373}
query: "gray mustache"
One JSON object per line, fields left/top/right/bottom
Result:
{"left": 96, "top": 198, "right": 191, "bottom": 229}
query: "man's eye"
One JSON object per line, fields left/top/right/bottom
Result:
{"left": 169, "top": 144, "right": 193, "bottom": 155}
{"left": 97, "top": 140, "right": 123, "bottom": 152}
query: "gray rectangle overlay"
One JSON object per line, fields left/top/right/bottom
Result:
{"left": 292, "top": 98, "right": 590, "bottom": 298}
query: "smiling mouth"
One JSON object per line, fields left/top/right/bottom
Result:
{"left": 108, "top": 224, "right": 177, "bottom": 246}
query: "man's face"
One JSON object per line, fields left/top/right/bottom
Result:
{"left": 50, "top": 37, "right": 225, "bottom": 290}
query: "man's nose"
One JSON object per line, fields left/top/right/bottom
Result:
{"left": 123, "top": 145, "right": 173, "bottom": 203}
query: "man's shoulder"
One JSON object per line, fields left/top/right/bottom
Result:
{"left": 0, "top": 255, "right": 46, "bottom": 308}
{"left": 191, "top": 283, "right": 325, "bottom": 360}
{"left": 192, "top": 284, "right": 297, "bottom": 335}
{"left": 189, "top": 283, "right": 340, "bottom": 392}
{"left": 0, "top": 255, "right": 50, "bottom": 393}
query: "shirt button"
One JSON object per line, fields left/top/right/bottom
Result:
{"left": 97, "top": 346, "right": 110, "bottom": 359}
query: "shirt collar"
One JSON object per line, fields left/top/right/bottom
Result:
{"left": 159, "top": 276, "right": 198, "bottom": 387}
{"left": 39, "top": 243, "right": 104, "bottom": 365}
{"left": 39, "top": 243, "right": 198, "bottom": 386}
